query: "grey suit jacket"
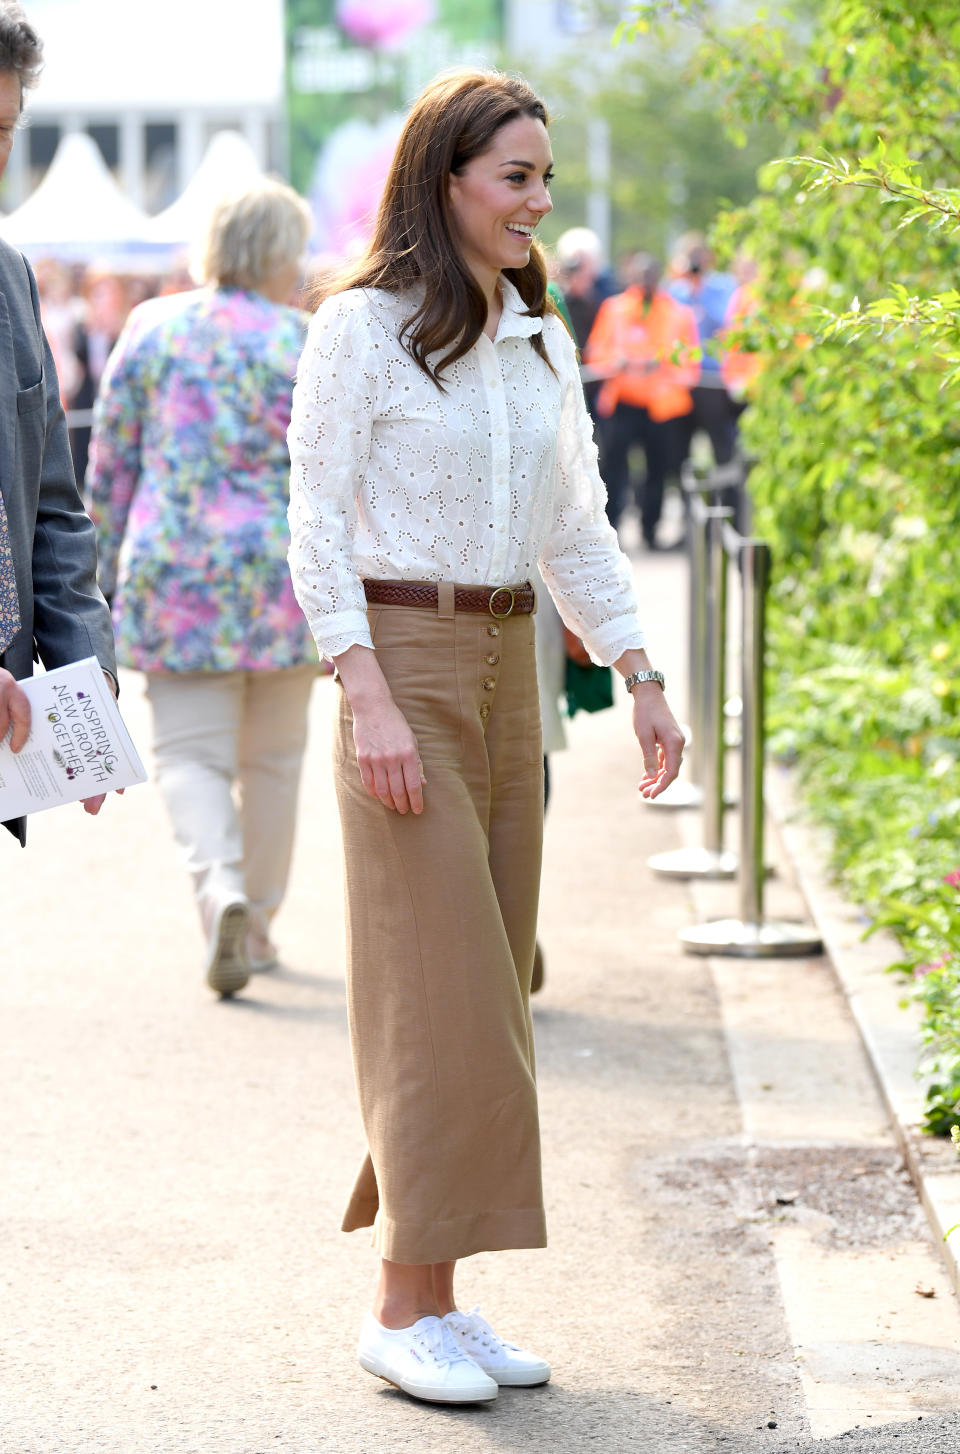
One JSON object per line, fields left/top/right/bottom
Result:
{"left": 0, "top": 238, "right": 117, "bottom": 845}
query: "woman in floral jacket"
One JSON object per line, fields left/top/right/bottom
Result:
{"left": 88, "top": 179, "right": 316, "bottom": 997}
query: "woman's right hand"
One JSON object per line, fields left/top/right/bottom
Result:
{"left": 333, "top": 645, "right": 426, "bottom": 814}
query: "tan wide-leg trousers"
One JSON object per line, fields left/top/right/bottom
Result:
{"left": 335, "top": 597, "right": 546, "bottom": 1265}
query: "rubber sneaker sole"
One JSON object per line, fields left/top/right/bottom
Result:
{"left": 485, "top": 1362, "right": 551, "bottom": 1387}
{"left": 205, "top": 900, "right": 251, "bottom": 998}
{"left": 358, "top": 1351, "right": 498, "bottom": 1404}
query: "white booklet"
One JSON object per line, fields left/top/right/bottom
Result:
{"left": 0, "top": 656, "right": 147, "bottom": 818}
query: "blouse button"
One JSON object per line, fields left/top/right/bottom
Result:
{"left": 482, "top": 677, "right": 496, "bottom": 692}
{"left": 486, "top": 653, "right": 500, "bottom": 666}
{"left": 479, "top": 703, "right": 491, "bottom": 720}
{"left": 487, "top": 624, "right": 500, "bottom": 637}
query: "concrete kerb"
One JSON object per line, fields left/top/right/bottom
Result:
{"left": 765, "top": 763, "right": 960, "bottom": 1296}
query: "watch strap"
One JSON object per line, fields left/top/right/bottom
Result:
{"left": 624, "top": 669, "right": 665, "bottom": 693}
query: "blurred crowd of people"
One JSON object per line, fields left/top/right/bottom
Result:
{"left": 33, "top": 257, "right": 193, "bottom": 481}
{"left": 544, "top": 226, "right": 758, "bottom": 546}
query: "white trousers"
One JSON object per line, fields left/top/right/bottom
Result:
{"left": 145, "top": 665, "right": 315, "bottom": 936}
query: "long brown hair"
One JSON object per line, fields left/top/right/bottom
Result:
{"left": 318, "top": 69, "right": 557, "bottom": 386}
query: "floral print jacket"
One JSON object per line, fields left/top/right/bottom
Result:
{"left": 87, "top": 286, "right": 316, "bottom": 672}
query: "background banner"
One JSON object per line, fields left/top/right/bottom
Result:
{"left": 285, "top": 0, "right": 503, "bottom": 255}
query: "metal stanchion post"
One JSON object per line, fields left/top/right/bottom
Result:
{"left": 680, "top": 539, "right": 823, "bottom": 956}
{"left": 740, "top": 539, "right": 768, "bottom": 927}
{"left": 649, "top": 508, "right": 737, "bottom": 879}
{"left": 688, "top": 494, "right": 708, "bottom": 785}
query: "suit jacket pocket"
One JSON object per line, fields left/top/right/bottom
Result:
{"left": 16, "top": 378, "right": 44, "bottom": 415}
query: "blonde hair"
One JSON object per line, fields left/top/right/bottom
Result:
{"left": 196, "top": 178, "right": 312, "bottom": 290}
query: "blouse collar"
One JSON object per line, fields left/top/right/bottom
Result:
{"left": 493, "top": 277, "right": 545, "bottom": 344}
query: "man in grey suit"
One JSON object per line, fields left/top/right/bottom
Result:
{"left": 0, "top": 3, "right": 117, "bottom": 844}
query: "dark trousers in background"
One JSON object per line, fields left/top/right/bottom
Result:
{"left": 676, "top": 381, "right": 737, "bottom": 468}
{"left": 600, "top": 402, "right": 677, "bottom": 544}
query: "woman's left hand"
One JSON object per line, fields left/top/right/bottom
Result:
{"left": 630, "top": 683, "right": 685, "bottom": 800}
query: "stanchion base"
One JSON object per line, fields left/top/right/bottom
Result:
{"left": 648, "top": 847, "right": 738, "bottom": 879}
{"left": 645, "top": 780, "right": 704, "bottom": 810}
{"left": 678, "top": 918, "right": 823, "bottom": 958}
{"left": 644, "top": 784, "right": 739, "bottom": 811}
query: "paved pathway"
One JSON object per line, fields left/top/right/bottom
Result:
{"left": 3, "top": 537, "right": 959, "bottom": 1453}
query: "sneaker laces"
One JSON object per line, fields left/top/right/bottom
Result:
{"left": 412, "top": 1316, "right": 480, "bottom": 1372}
{"left": 449, "top": 1305, "right": 517, "bottom": 1355}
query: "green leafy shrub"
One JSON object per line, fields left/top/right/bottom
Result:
{"left": 622, "top": 0, "right": 960, "bottom": 1127}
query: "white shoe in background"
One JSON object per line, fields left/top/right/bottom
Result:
{"left": 204, "top": 894, "right": 251, "bottom": 997}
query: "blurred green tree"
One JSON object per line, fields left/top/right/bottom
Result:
{"left": 527, "top": 33, "right": 787, "bottom": 262}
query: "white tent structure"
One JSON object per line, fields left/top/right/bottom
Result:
{"left": 145, "top": 132, "right": 266, "bottom": 248}
{"left": 0, "top": 133, "right": 159, "bottom": 262}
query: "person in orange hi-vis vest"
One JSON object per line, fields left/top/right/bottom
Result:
{"left": 720, "top": 279, "right": 764, "bottom": 403}
{"left": 584, "top": 253, "right": 699, "bottom": 546}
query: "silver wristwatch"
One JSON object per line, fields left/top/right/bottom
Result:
{"left": 624, "top": 668, "right": 665, "bottom": 693}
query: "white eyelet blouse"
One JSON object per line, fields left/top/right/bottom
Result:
{"left": 286, "top": 278, "right": 645, "bottom": 665}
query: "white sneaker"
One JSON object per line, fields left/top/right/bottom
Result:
{"left": 204, "top": 895, "right": 251, "bottom": 997}
{"left": 357, "top": 1313, "right": 499, "bottom": 1404}
{"left": 444, "top": 1307, "right": 551, "bottom": 1387}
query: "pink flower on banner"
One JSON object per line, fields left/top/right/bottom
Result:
{"left": 943, "top": 868, "right": 960, "bottom": 888}
{"left": 335, "top": 0, "right": 435, "bottom": 50}
{"left": 308, "top": 115, "right": 403, "bottom": 258}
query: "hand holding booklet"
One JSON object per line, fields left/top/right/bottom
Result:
{"left": 0, "top": 657, "right": 146, "bottom": 818}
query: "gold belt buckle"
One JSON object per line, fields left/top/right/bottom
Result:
{"left": 488, "top": 586, "right": 515, "bottom": 619}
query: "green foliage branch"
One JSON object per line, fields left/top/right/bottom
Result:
{"left": 526, "top": 13, "right": 786, "bottom": 261}
{"left": 622, "top": 0, "right": 960, "bottom": 1132}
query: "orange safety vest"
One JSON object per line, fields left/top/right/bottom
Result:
{"left": 585, "top": 286, "right": 700, "bottom": 421}
{"left": 720, "top": 284, "right": 764, "bottom": 396}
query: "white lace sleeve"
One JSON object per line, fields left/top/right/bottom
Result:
{"left": 287, "top": 291, "right": 378, "bottom": 658}
{"left": 538, "top": 318, "right": 645, "bottom": 666}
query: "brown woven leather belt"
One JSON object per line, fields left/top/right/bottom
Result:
{"left": 363, "top": 579, "right": 535, "bottom": 618}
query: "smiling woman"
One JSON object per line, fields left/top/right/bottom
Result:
{"left": 287, "top": 65, "right": 684, "bottom": 1409}
{"left": 446, "top": 115, "right": 555, "bottom": 319}
{"left": 313, "top": 69, "right": 559, "bottom": 382}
